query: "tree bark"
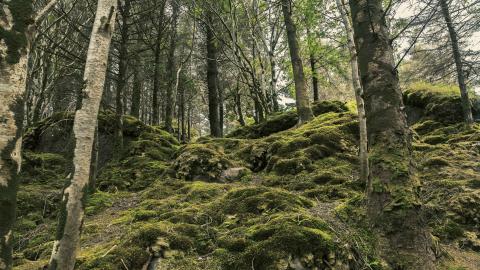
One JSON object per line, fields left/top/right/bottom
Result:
{"left": 151, "top": 1, "right": 166, "bottom": 125}
{"left": 115, "top": 0, "right": 131, "bottom": 157}
{"left": 281, "top": 0, "right": 313, "bottom": 124}
{"left": 164, "top": 0, "right": 180, "bottom": 132}
{"left": 131, "top": 57, "right": 142, "bottom": 118}
{"left": 349, "top": 0, "right": 435, "bottom": 268}
{"left": 336, "top": 0, "right": 369, "bottom": 187}
{"left": 48, "top": 1, "right": 117, "bottom": 269}
{"left": 309, "top": 55, "right": 319, "bottom": 102}
{"left": 439, "top": 0, "right": 474, "bottom": 125}
{"left": 0, "top": 44, "right": 28, "bottom": 270}
{"left": 0, "top": 0, "right": 42, "bottom": 267}
{"left": 206, "top": 18, "right": 222, "bottom": 137}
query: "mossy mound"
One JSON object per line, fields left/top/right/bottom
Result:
{"left": 22, "top": 111, "right": 170, "bottom": 169}
{"left": 413, "top": 120, "right": 480, "bottom": 251}
{"left": 227, "top": 100, "right": 348, "bottom": 139}
{"left": 403, "top": 82, "right": 480, "bottom": 124}
{"left": 14, "top": 99, "right": 480, "bottom": 270}
{"left": 172, "top": 144, "right": 233, "bottom": 182}
{"left": 96, "top": 129, "right": 179, "bottom": 191}
{"left": 70, "top": 181, "right": 357, "bottom": 270}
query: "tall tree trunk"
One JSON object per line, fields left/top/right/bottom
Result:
{"left": 0, "top": 35, "right": 29, "bottom": 270}
{"left": 152, "top": 36, "right": 161, "bottom": 125}
{"left": 164, "top": 0, "right": 179, "bottom": 132}
{"left": 309, "top": 55, "right": 319, "bottom": 102}
{"left": 218, "top": 79, "right": 224, "bottom": 137}
{"left": 48, "top": 1, "right": 117, "bottom": 269}
{"left": 151, "top": 1, "right": 166, "bottom": 125}
{"left": 336, "top": 0, "right": 369, "bottom": 186}
{"left": 206, "top": 18, "right": 222, "bottom": 137}
{"left": 115, "top": 0, "right": 131, "bottom": 157}
{"left": 439, "top": 0, "right": 474, "bottom": 125}
{"left": 349, "top": 0, "right": 435, "bottom": 268}
{"left": 131, "top": 57, "right": 142, "bottom": 118}
{"left": 0, "top": 0, "right": 55, "bottom": 266}
{"left": 281, "top": 0, "right": 313, "bottom": 124}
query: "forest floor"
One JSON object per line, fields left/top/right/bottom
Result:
{"left": 12, "top": 85, "right": 480, "bottom": 270}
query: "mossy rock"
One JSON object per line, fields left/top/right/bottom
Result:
{"left": 211, "top": 186, "right": 313, "bottom": 217}
{"left": 227, "top": 111, "right": 298, "bottom": 139}
{"left": 20, "top": 151, "right": 69, "bottom": 186}
{"left": 172, "top": 144, "right": 233, "bottom": 182}
{"left": 272, "top": 157, "right": 312, "bottom": 175}
{"left": 403, "top": 82, "right": 480, "bottom": 124}
{"left": 423, "top": 135, "right": 448, "bottom": 145}
{"left": 227, "top": 101, "right": 350, "bottom": 139}
{"left": 216, "top": 213, "right": 340, "bottom": 270}
{"left": 97, "top": 156, "right": 169, "bottom": 191}
{"left": 311, "top": 100, "right": 348, "bottom": 116}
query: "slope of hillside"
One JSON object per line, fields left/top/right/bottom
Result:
{"left": 12, "top": 90, "right": 480, "bottom": 269}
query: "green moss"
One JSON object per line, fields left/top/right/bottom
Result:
{"left": 212, "top": 186, "right": 313, "bottom": 217}
{"left": 97, "top": 156, "right": 169, "bottom": 191}
{"left": 85, "top": 191, "right": 115, "bottom": 216}
{"left": 311, "top": 100, "right": 348, "bottom": 116}
{"left": 227, "top": 111, "right": 298, "bottom": 139}
{"left": 172, "top": 144, "right": 232, "bottom": 181}
{"left": 423, "top": 135, "right": 448, "bottom": 145}
{"left": 273, "top": 157, "right": 312, "bottom": 175}
{"left": 403, "top": 82, "right": 480, "bottom": 123}
{"left": 423, "top": 157, "right": 450, "bottom": 167}
{"left": 216, "top": 213, "right": 337, "bottom": 270}
{"left": 433, "top": 220, "right": 465, "bottom": 240}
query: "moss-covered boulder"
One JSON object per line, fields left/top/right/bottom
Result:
{"left": 227, "top": 100, "right": 349, "bottom": 139}
{"left": 172, "top": 144, "right": 233, "bottom": 182}
{"left": 403, "top": 82, "right": 480, "bottom": 124}
{"left": 96, "top": 129, "right": 179, "bottom": 191}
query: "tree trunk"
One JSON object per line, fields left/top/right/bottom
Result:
{"left": 349, "top": 0, "right": 435, "bottom": 268}
{"left": 206, "top": 18, "right": 222, "bottom": 137}
{"left": 0, "top": 44, "right": 28, "bottom": 270}
{"left": 115, "top": 0, "right": 131, "bottom": 157}
{"left": 151, "top": 2, "right": 166, "bottom": 125}
{"left": 131, "top": 57, "right": 142, "bottom": 118}
{"left": 152, "top": 37, "right": 161, "bottom": 125}
{"left": 0, "top": 0, "right": 42, "bottom": 267}
{"left": 164, "top": 0, "right": 180, "bottom": 132}
{"left": 309, "top": 55, "right": 319, "bottom": 102}
{"left": 281, "top": 0, "right": 313, "bottom": 124}
{"left": 336, "top": 0, "right": 369, "bottom": 186}
{"left": 48, "top": 1, "right": 117, "bottom": 269}
{"left": 439, "top": 0, "right": 474, "bottom": 125}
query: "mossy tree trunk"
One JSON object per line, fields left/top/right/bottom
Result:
{"left": 281, "top": 0, "right": 313, "bottom": 125}
{"left": 309, "top": 54, "right": 319, "bottom": 102}
{"left": 48, "top": 1, "right": 116, "bottom": 269}
{"left": 349, "top": 0, "right": 435, "bottom": 268}
{"left": 0, "top": 0, "right": 57, "bottom": 267}
{"left": 206, "top": 16, "right": 222, "bottom": 137}
{"left": 0, "top": 39, "right": 28, "bottom": 270}
{"left": 439, "top": 0, "right": 474, "bottom": 126}
{"left": 336, "top": 0, "right": 369, "bottom": 186}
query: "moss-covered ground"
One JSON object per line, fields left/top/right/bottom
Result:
{"left": 12, "top": 92, "right": 480, "bottom": 269}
